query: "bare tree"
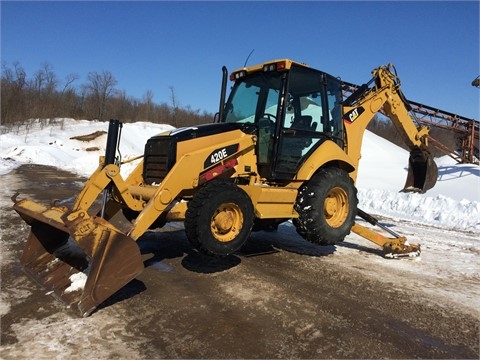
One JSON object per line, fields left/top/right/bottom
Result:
{"left": 31, "top": 63, "right": 58, "bottom": 117}
{"left": 169, "top": 85, "right": 179, "bottom": 126}
{"left": 1, "top": 61, "right": 27, "bottom": 124}
{"left": 61, "top": 73, "right": 79, "bottom": 95}
{"left": 33, "top": 63, "right": 57, "bottom": 94}
{"left": 60, "top": 73, "right": 79, "bottom": 116}
{"left": 85, "top": 70, "right": 117, "bottom": 121}
{"left": 141, "top": 90, "right": 154, "bottom": 121}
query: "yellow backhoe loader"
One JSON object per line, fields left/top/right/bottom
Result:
{"left": 13, "top": 59, "right": 438, "bottom": 316}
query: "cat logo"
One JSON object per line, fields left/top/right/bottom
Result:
{"left": 343, "top": 106, "right": 365, "bottom": 123}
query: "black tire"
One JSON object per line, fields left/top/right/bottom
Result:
{"left": 293, "top": 167, "right": 357, "bottom": 245}
{"left": 185, "top": 180, "right": 254, "bottom": 256}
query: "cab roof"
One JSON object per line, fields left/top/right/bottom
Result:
{"left": 230, "top": 59, "right": 310, "bottom": 80}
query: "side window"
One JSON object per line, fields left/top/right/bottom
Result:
{"left": 326, "top": 77, "right": 343, "bottom": 141}
{"left": 285, "top": 93, "right": 324, "bottom": 132}
{"left": 264, "top": 88, "right": 279, "bottom": 118}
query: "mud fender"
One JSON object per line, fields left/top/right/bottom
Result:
{"left": 296, "top": 140, "right": 356, "bottom": 181}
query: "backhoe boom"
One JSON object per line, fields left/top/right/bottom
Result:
{"left": 342, "top": 64, "right": 438, "bottom": 192}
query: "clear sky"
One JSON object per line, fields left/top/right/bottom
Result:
{"left": 1, "top": 1, "right": 479, "bottom": 119}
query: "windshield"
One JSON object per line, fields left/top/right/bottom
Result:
{"left": 224, "top": 72, "right": 283, "bottom": 124}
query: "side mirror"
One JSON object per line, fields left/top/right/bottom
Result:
{"left": 472, "top": 76, "right": 480, "bottom": 88}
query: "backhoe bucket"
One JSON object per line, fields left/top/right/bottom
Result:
{"left": 13, "top": 198, "right": 144, "bottom": 317}
{"left": 403, "top": 148, "right": 438, "bottom": 193}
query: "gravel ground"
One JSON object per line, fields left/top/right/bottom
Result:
{"left": 1, "top": 165, "right": 478, "bottom": 359}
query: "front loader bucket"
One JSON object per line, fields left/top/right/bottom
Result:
{"left": 403, "top": 148, "right": 438, "bottom": 193}
{"left": 13, "top": 198, "right": 144, "bottom": 317}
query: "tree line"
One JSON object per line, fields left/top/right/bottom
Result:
{"left": 1, "top": 61, "right": 213, "bottom": 127}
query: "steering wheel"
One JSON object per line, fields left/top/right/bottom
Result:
{"left": 258, "top": 113, "right": 276, "bottom": 135}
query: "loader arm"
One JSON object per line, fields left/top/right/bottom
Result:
{"left": 342, "top": 64, "right": 437, "bottom": 192}
{"left": 72, "top": 161, "right": 145, "bottom": 214}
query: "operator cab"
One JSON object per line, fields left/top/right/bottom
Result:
{"left": 222, "top": 59, "right": 343, "bottom": 179}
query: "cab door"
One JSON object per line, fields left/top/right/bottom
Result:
{"left": 272, "top": 66, "right": 343, "bottom": 179}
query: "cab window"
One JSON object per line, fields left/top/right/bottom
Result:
{"left": 326, "top": 76, "right": 343, "bottom": 140}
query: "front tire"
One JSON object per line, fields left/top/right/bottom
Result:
{"left": 293, "top": 167, "right": 357, "bottom": 245}
{"left": 185, "top": 180, "right": 254, "bottom": 256}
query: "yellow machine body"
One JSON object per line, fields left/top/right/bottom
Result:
{"left": 13, "top": 59, "right": 437, "bottom": 315}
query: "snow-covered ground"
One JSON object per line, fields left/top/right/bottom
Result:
{"left": 1, "top": 118, "right": 478, "bottom": 231}
{"left": 0, "top": 118, "right": 479, "bottom": 357}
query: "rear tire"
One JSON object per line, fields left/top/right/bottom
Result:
{"left": 293, "top": 167, "right": 357, "bottom": 245}
{"left": 185, "top": 180, "right": 254, "bottom": 256}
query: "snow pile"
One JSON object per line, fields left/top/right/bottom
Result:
{"left": 0, "top": 118, "right": 174, "bottom": 177}
{"left": 358, "top": 189, "right": 479, "bottom": 231}
{"left": 0, "top": 118, "right": 478, "bottom": 232}
{"left": 356, "top": 131, "right": 479, "bottom": 232}
{"left": 356, "top": 131, "right": 479, "bottom": 202}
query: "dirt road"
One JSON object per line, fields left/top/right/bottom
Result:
{"left": 1, "top": 165, "right": 478, "bottom": 359}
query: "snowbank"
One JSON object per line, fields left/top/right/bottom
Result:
{"left": 0, "top": 118, "right": 174, "bottom": 177}
{"left": 356, "top": 131, "right": 480, "bottom": 232}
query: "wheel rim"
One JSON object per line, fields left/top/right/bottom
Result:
{"left": 323, "top": 186, "right": 349, "bottom": 228}
{"left": 210, "top": 203, "right": 244, "bottom": 242}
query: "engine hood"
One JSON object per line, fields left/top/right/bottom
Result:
{"left": 150, "top": 122, "right": 255, "bottom": 142}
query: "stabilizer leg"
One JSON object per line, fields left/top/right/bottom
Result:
{"left": 353, "top": 209, "right": 421, "bottom": 258}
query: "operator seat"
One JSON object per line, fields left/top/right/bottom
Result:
{"left": 291, "top": 115, "right": 317, "bottom": 131}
